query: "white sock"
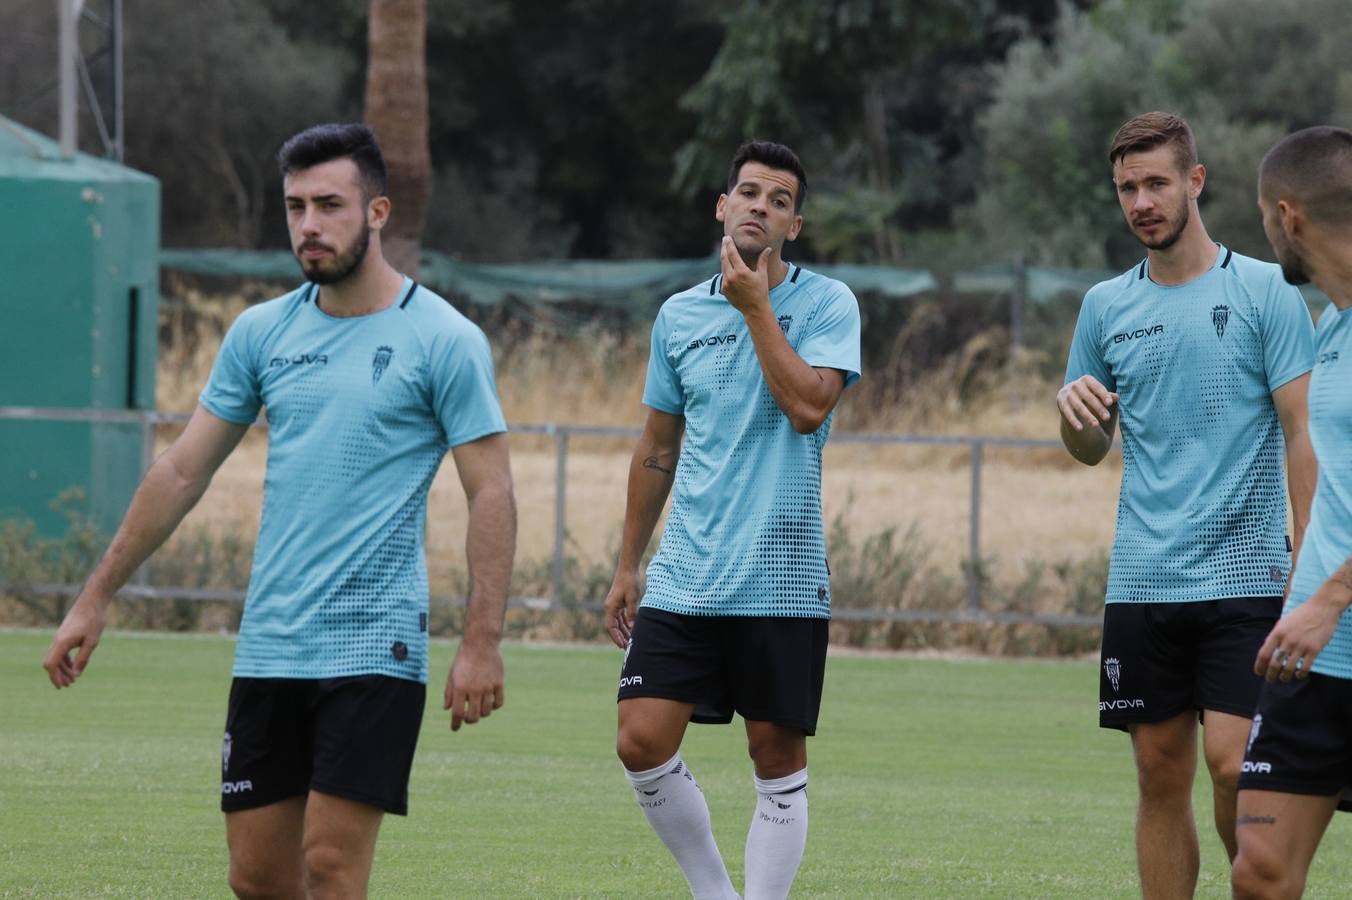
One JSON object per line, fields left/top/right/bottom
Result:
{"left": 625, "top": 754, "right": 739, "bottom": 900}
{"left": 744, "top": 769, "right": 808, "bottom": 900}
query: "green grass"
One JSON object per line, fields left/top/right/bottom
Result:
{"left": 3, "top": 631, "right": 1352, "bottom": 898}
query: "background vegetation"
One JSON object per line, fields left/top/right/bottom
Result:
{"left": 5, "top": 0, "right": 1349, "bottom": 267}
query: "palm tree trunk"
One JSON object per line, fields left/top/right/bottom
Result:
{"left": 364, "top": 0, "right": 431, "bottom": 278}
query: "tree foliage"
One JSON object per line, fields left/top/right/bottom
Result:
{"left": 2, "top": 0, "right": 1346, "bottom": 267}
{"left": 973, "top": 0, "right": 1352, "bottom": 269}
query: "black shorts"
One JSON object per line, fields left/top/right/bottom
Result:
{"left": 1099, "top": 597, "right": 1281, "bottom": 731}
{"left": 617, "top": 607, "right": 829, "bottom": 735}
{"left": 1240, "top": 673, "right": 1352, "bottom": 809}
{"left": 221, "top": 675, "right": 426, "bottom": 816}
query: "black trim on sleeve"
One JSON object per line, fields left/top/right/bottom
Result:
{"left": 790, "top": 265, "right": 802, "bottom": 284}
{"left": 399, "top": 281, "right": 419, "bottom": 309}
{"left": 1221, "top": 247, "right": 1233, "bottom": 269}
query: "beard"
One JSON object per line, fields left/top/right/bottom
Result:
{"left": 296, "top": 225, "right": 371, "bottom": 285}
{"left": 1276, "top": 246, "right": 1311, "bottom": 286}
{"left": 1133, "top": 200, "right": 1189, "bottom": 251}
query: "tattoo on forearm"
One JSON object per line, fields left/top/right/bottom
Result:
{"left": 642, "top": 456, "right": 673, "bottom": 475}
{"left": 1237, "top": 815, "right": 1277, "bottom": 826}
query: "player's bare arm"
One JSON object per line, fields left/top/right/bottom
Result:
{"left": 41, "top": 406, "right": 250, "bottom": 688}
{"left": 1255, "top": 553, "right": 1352, "bottom": 683}
{"left": 604, "top": 408, "right": 684, "bottom": 648}
{"left": 444, "top": 432, "right": 516, "bottom": 731}
{"left": 1272, "top": 373, "right": 1316, "bottom": 559}
{"left": 719, "top": 237, "right": 846, "bottom": 433}
{"left": 1056, "top": 375, "right": 1119, "bottom": 466}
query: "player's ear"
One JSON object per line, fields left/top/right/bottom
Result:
{"left": 715, "top": 194, "right": 728, "bottom": 223}
{"left": 1188, "top": 163, "right": 1206, "bottom": 200}
{"left": 786, "top": 214, "right": 802, "bottom": 243}
{"left": 1277, "top": 199, "right": 1303, "bottom": 237}
{"left": 368, "top": 195, "right": 391, "bottom": 230}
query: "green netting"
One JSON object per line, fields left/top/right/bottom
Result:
{"left": 158, "top": 248, "right": 1332, "bottom": 311}
{"left": 159, "top": 249, "right": 938, "bottom": 308}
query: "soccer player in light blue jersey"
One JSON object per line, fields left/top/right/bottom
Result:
{"left": 1057, "top": 112, "right": 1316, "bottom": 899}
{"left": 1233, "top": 126, "right": 1352, "bottom": 900}
{"left": 41, "top": 124, "right": 517, "bottom": 898}
{"left": 604, "top": 141, "right": 861, "bottom": 900}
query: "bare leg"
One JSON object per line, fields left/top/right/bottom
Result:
{"left": 1231, "top": 789, "right": 1337, "bottom": 900}
{"left": 1131, "top": 712, "right": 1200, "bottom": 900}
{"left": 1201, "top": 709, "right": 1251, "bottom": 861}
{"left": 225, "top": 796, "right": 306, "bottom": 900}
{"left": 302, "top": 790, "right": 385, "bottom": 900}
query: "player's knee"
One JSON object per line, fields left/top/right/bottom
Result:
{"left": 746, "top": 732, "right": 805, "bottom": 777}
{"left": 1134, "top": 752, "right": 1193, "bottom": 799}
{"left": 1205, "top": 752, "right": 1242, "bottom": 792}
{"left": 228, "top": 860, "right": 292, "bottom": 900}
{"left": 1231, "top": 846, "right": 1294, "bottom": 900}
{"left": 616, "top": 726, "right": 668, "bottom": 772}
{"left": 303, "top": 841, "right": 352, "bottom": 894}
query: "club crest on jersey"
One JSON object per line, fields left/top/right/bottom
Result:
{"left": 1104, "top": 657, "right": 1122, "bottom": 693}
{"left": 372, "top": 345, "right": 394, "bottom": 384}
{"left": 1211, "top": 304, "right": 1230, "bottom": 339}
{"left": 778, "top": 314, "right": 793, "bottom": 335}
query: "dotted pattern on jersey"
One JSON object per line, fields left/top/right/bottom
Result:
{"left": 1285, "top": 307, "right": 1352, "bottom": 679}
{"left": 1069, "top": 251, "right": 1308, "bottom": 603}
{"left": 206, "top": 281, "right": 506, "bottom": 682}
{"left": 640, "top": 270, "right": 859, "bottom": 618}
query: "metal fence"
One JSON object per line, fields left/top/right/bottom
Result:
{"left": 0, "top": 406, "right": 1105, "bottom": 627}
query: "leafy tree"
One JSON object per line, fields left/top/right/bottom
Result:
{"left": 972, "top": 0, "right": 1352, "bottom": 269}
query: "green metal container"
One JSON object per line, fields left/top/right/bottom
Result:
{"left": 0, "top": 115, "right": 159, "bottom": 538}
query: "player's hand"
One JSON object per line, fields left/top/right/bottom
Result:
{"left": 443, "top": 639, "right": 504, "bottom": 731}
{"left": 719, "top": 236, "right": 771, "bottom": 317}
{"left": 41, "top": 594, "right": 108, "bottom": 688}
{"left": 1254, "top": 586, "right": 1347, "bottom": 682}
{"left": 1056, "top": 375, "right": 1118, "bottom": 431}
{"left": 604, "top": 571, "right": 640, "bottom": 649}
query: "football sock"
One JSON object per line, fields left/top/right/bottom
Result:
{"left": 625, "top": 754, "right": 739, "bottom": 900}
{"left": 744, "top": 768, "right": 808, "bottom": 900}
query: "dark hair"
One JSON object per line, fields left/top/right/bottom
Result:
{"left": 1108, "top": 112, "right": 1198, "bottom": 172}
{"left": 277, "top": 123, "right": 387, "bottom": 200}
{"left": 1260, "top": 126, "right": 1352, "bottom": 226}
{"left": 727, "top": 140, "right": 808, "bottom": 212}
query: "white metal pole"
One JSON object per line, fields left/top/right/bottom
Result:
{"left": 57, "top": 0, "right": 77, "bottom": 156}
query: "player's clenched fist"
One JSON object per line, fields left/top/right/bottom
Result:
{"left": 1057, "top": 375, "right": 1119, "bottom": 431}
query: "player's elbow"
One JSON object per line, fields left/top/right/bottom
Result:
{"left": 787, "top": 407, "right": 828, "bottom": 434}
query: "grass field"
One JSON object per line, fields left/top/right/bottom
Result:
{"left": 6, "top": 631, "right": 1352, "bottom": 898}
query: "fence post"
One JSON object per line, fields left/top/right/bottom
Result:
{"left": 131, "top": 411, "right": 156, "bottom": 588}
{"left": 967, "top": 440, "right": 984, "bottom": 612}
{"left": 551, "top": 428, "right": 569, "bottom": 606}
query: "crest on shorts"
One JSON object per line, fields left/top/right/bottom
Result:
{"left": 222, "top": 731, "right": 232, "bottom": 773}
{"left": 372, "top": 345, "right": 394, "bottom": 384}
{"left": 1247, "top": 714, "right": 1263, "bottom": 753}
{"left": 1211, "top": 305, "right": 1230, "bottom": 340}
{"left": 1104, "top": 658, "right": 1122, "bottom": 693}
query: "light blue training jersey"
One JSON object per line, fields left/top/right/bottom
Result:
{"left": 1064, "top": 246, "right": 1314, "bottom": 603}
{"left": 1285, "top": 304, "right": 1352, "bottom": 679}
{"left": 200, "top": 278, "right": 507, "bottom": 683}
{"left": 640, "top": 265, "right": 861, "bottom": 618}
